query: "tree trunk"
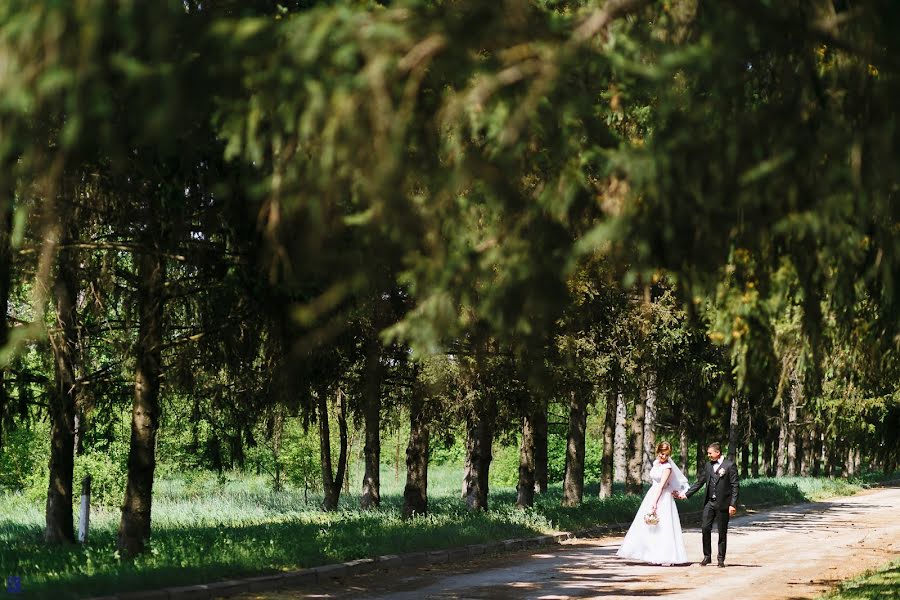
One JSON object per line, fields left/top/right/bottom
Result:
{"left": 814, "top": 428, "right": 825, "bottom": 477}
{"left": 464, "top": 398, "right": 495, "bottom": 511}
{"left": 360, "top": 336, "right": 383, "bottom": 509}
{"left": 727, "top": 395, "right": 740, "bottom": 461}
{"left": 517, "top": 413, "right": 536, "bottom": 508}
{"left": 73, "top": 408, "right": 87, "bottom": 456}
{"left": 641, "top": 375, "right": 657, "bottom": 485}
{"left": 751, "top": 440, "right": 760, "bottom": 478}
{"left": 271, "top": 406, "right": 285, "bottom": 491}
{"left": 765, "top": 433, "right": 776, "bottom": 477}
{"left": 118, "top": 229, "right": 166, "bottom": 558}
{"left": 786, "top": 375, "right": 799, "bottom": 476}
{"left": 626, "top": 389, "right": 645, "bottom": 495}
{"left": 846, "top": 447, "right": 857, "bottom": 477}
{"left": 776, "top": 394, "right": 788, "bottom": 477}
{"left": 461, "top": 426, "right": 473, "bottom": 499}
{"left": 229, "top": 428, "right": 245, "bottom": 470}
{"left": 320, "top": 386, "right": 348, "bottom": 511}
{"left": 599, "top": 388, "right": 615, "bottom": 498}
{"left": 613, "top": 391, "right": 627, "bottom": 483}
{"left": 679, "top": 427, "right": 689, "bottom": 473}
{"left": 533, "top": 398, "right": 548, "bottom": 494}
{"left": 562, "top": 390, "right": 588, "bottom": 506}
{"left": 45, "top": 203, "right": 80, "bottom": 544}
{"left": 403, "top": 384, "right": 429, "bottom": 518}
{"left": 0, "top": 178, "right": 12, "bottom": 452}
{"left": 800, "top": 420, "right": 814, "bottom": 477}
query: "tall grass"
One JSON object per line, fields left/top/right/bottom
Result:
{"left": 0, "top": 467, "right": 891, "bottom": 599}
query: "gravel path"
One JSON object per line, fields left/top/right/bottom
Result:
{"left": 236, "top": 486, "right": 900, "bottom": 600}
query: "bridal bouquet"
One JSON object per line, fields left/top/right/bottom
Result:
{"left": 643, "top": 511, "right": 659, "bottom": 525}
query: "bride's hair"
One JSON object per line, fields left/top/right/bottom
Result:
{"left": 656, "top": 441, "right": 672, "bottom": 455}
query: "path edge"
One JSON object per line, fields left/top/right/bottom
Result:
{"left": 88, "top": 479, "right": 900, "bottom": 600}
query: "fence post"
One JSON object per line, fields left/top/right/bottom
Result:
{"left": 78, "top": 475, "right": 91, "bottom": 544}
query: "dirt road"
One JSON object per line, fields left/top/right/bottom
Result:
{"left": 237, "top": 486, "right": 900, "bottom": 600}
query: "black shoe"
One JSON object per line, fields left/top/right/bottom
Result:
{"left": 717, "top": 561, "right": 726, "bottom": 568}
{"left": 700, "top": 556, "right": 712, "bottom": 566}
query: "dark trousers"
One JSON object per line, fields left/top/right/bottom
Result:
{"left": 701, "top": 501, "right": 730, "bottom": 560}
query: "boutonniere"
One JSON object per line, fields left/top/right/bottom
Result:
{"left": 717, "top": 467, "right": 726, "bottom": 476}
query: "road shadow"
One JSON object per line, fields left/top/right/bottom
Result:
{"left": 723, "top": 500, "right": 887, "bottom": 535}
{"left": 346, "top": 546, "right": 694, "bottom": 599}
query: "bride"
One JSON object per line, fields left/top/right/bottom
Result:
{"left": 616, "top": 441, "right": 689, "bottom": 565}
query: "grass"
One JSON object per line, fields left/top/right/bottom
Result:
{"left": 817, "top": 560, "right": 900, "bottom": 599}
{"left": 0, "top": 466, "right": 894, "bottom": 599}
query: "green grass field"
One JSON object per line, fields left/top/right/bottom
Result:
{"left": 817, "top": 560, "right": 900, "bottom": 599}
{"left": 0, "top": 466, "right": 890, "bottom": 599}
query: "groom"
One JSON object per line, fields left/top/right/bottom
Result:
{"left": 675, "top": 442, "right": 739, "bottom": 568}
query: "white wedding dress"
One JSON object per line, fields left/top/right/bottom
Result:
{"left": 616, "top": 459, "right": 689, "bottom": 565}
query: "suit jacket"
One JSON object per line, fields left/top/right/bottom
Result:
{"left": 686, "top": 459, "right": 739, "bottom": 509}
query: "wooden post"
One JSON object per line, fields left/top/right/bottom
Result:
{"left": 78, "top": 475, "right": 91, "bottom": 544}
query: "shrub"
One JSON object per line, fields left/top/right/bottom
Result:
{"left": 0, "top": 425, "right": 47, "bottom": 491}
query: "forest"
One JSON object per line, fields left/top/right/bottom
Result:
{"left": 0, "top": 1, "right": 897, "bottom": 596}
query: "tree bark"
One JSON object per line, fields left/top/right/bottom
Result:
{"left": 814, "top": 428, "right": 825, "bottom": 477}
{"left": 463, "top": 397, "right": 496, "bottom": 511}
{"left": 751, "top": 440, "right": 760, "bottom": 478}
{"left": 271, "top": 406, "right": 285, "bottom": 491}
{"left": 786, "top": 374, "right": 800, "bottom": 476}
{"left": 764, "top": 432, "right": 776, "bottom": 476}
{"left": 320, "top": 386, "right": 348, "bottom": 511}
{"left": 118, "top": 230, "right": 166, "bottom": 558}
{"left": 403, "top": 383, "right": 429, "bottom": 518}
{"left": 45, "top": 202, "right": 80, "bottom": 544}
{"left": 599, "top": 388, "right": 615, "bottom": 498}
{"left": 0, "top": 179, "right": 12, "bottom": 452}
{"left": 613, "top": 391, "right": 627, "bottom": 483}
{"left": 800, "top": 419, "right": 814, "bottom": 477}
{"left": 533, "top": 398, "right": 548, "bottom": 494}
{"left": 461, "top": 426, "right": 473, "bottom": 499}
{"left": 846, "top": 447, "right": 857, "bottom": 477}
{"left": 626, "top": 389, "right": 645, "bottom": 495}
{"left": 517, "top": 413, "right": 536, "bottom": 508}
{"left": 73, "top": 409, "right": 86, "bottom": 456}
{"left": 776, "top": 393, "right": 788, "bottom": 477}
{"left": 562, "top": 390, "right": 588, "bottom": 506}
{"left": 727, "top": 394, "right": 740, "bottom": 461}
{"left": 641, "top": 375, "right": 657, "bottom": 485}
{"left": 360, "top": 336, "right": 383, "bottom": 510}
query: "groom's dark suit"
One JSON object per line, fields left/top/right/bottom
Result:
{"left": 685, "top": 458, "right": 739, "bottom": 563}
